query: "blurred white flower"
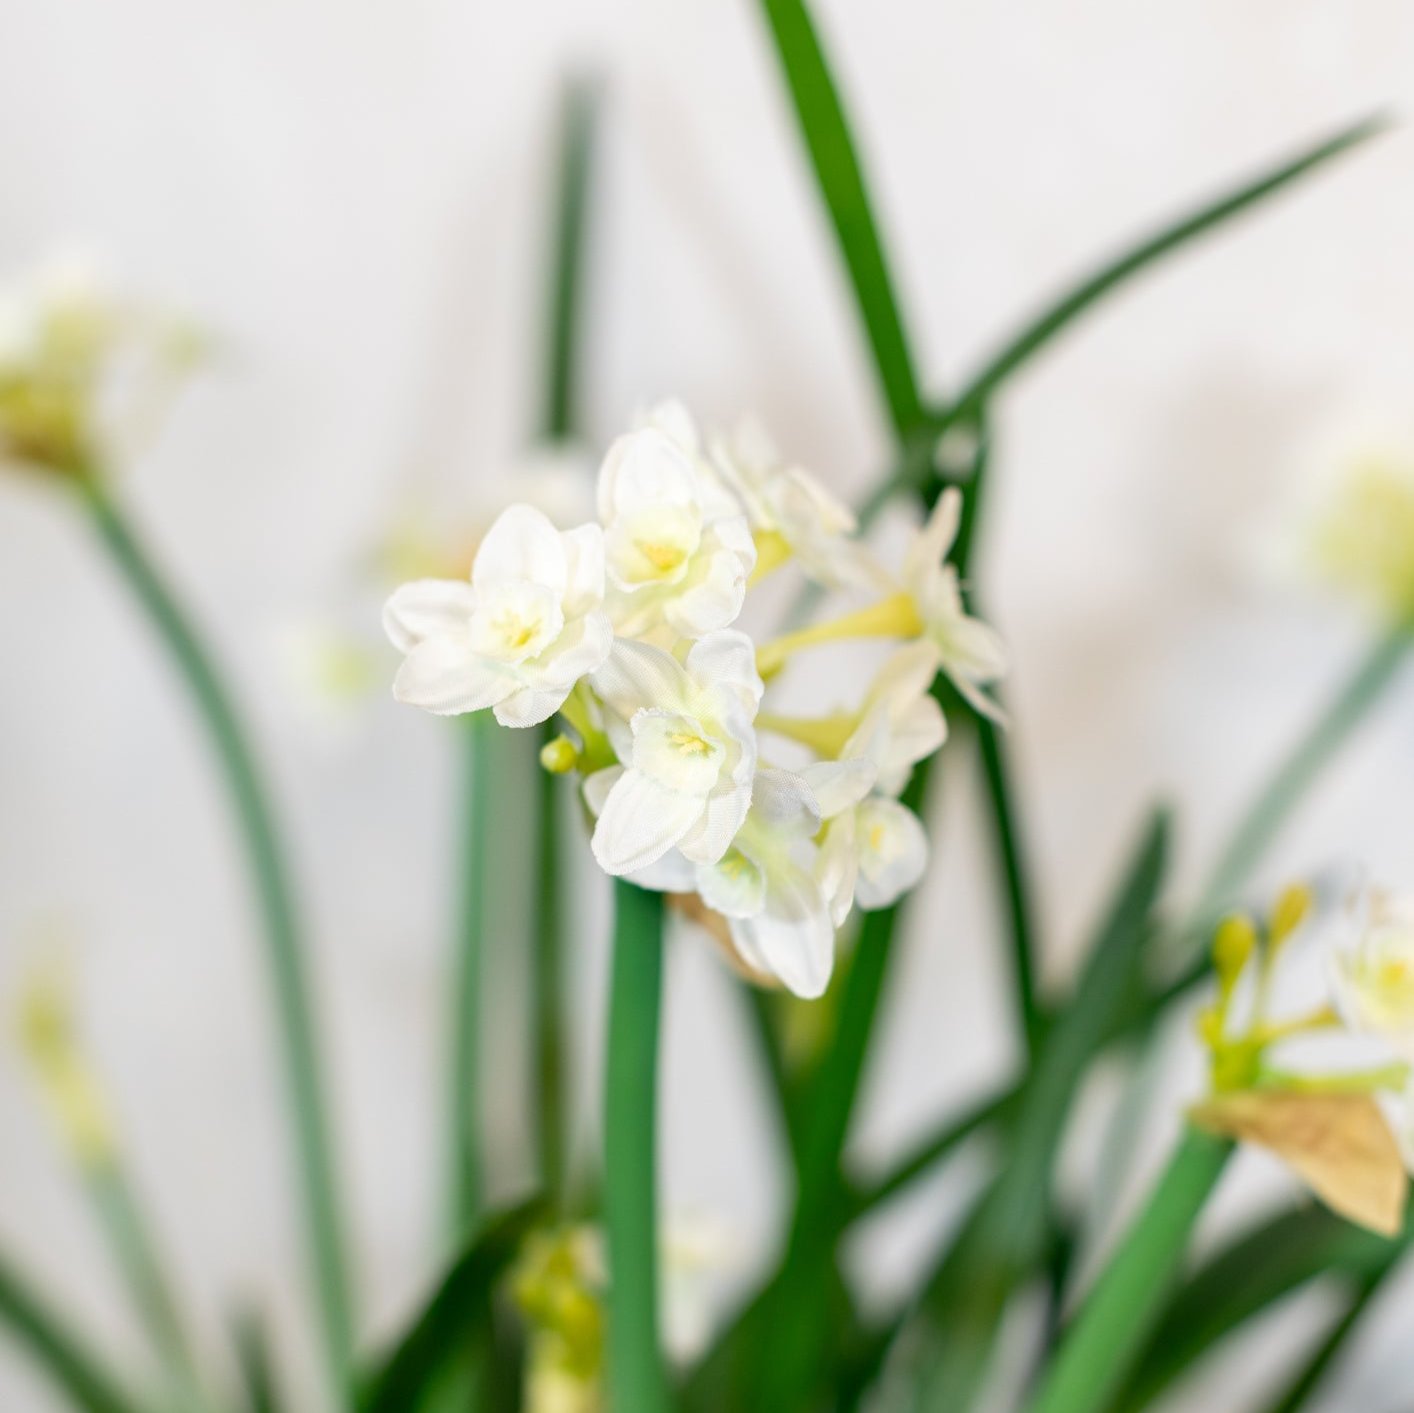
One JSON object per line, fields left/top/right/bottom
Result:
{"left": 712, "top": 418, "right": 882, "bottom": 589}
{"left": 378, "top": 445, "right": 595, "bottom": 584}
{"left": 1329, "top": 888, "right": 1414, "bottom": 1063}
{"left": 1306, "top": 445, "right": 1414, "bottom": 621}
{"left": 597, "top": 422, "right": 755, "bottom": 640}
{"left": 587, "top": 632, "right": 761, "bottom": 875}
{"left": 384, "top": 503, "right": 612, "bottom": 726}
{"left": 0, "top": 252, "right": 201, "bottom": 478}
{"left": 900, "top": 487, "right": 1008, "bottom": 720}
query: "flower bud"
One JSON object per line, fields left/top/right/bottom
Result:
{"left": 540, "top": 734, "right": 580, "bottom": 774}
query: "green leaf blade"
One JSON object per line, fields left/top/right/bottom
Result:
{"left": 756, "top": 0, "right": 925, "bottom": 435}
{"left": 942, "top": 113, "right": 1389, "bottom": 426}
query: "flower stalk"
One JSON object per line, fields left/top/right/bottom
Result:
{"left": 80, "top": 481, "right": 354, "bottom": 1401}
{"left": 604, "top": 881, "right": 669, "bottom": 1413}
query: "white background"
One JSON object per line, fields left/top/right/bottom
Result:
{"left": 2, "top": 1, "right": 1413, "bottom": 1408}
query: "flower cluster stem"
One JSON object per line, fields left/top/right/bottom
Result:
{"left": 604, "top": 881, "right": 669, "bottom": 1413}
{"left": 81, "top": 485, "right": 354, "bottom": 1402}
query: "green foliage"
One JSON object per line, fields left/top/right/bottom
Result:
{"left": 359, "top": 1199, "right": 545, "bottom": 1413}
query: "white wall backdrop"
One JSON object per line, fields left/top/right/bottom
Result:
{"left": 1, "top": 1, "right": 1413, "bottom": 1408}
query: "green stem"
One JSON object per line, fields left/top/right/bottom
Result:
{"left": 81, "top": 485, "right": 353, "bottom": 1400}
{"left": 451, "top": 712, "right": 493, "bottom": 1233}
{"left": 1184, "top": 622, "right": 1412, "bottom": 952}
{"left": 604, "top": 881, "right": 668, "bottom": 1413}
{"left": 533, "top": 759, "right": 566, "bottom": 1194}
{"left": 1025, "top": 1128, "right": 1232, "bottom": 1413}
{"left": 87, "top": 1165, "right": 208, "bottom": 1411}
{"left": 0, "top": 1248, "right": 142, "bottom": 1413}
{"left": 976, "top": 714, "right": 1043, "bottom": 1054}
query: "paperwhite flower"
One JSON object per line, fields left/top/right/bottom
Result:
{"left": 845, "top": 642, "right": 948, "bottom": 796}
{"left": 587, "top": 632, "right": 762, "bottom": 875}
{"left": 809, "top": 755, "right": 927, "bottom": 925}
{"left": 596, "top": 423, "right": 755, "bottom": 640}
{"left": 1329, "top": 889, "right": 1414, "bottom": 1062}
{"left": 712, "top": 418, "right": 883, "bottom": 589}
{"left": 384, "top": 503, "right": 612, "bottom": 727}
{"left": 901, "top": 487, "right": 1008, "bottom": 720}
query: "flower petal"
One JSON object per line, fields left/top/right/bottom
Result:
{"left": 493, "top": 684, "right": 572, "bottom": 728}
{"left": 383, "top": 579, "right": 477, "bottom": 653}
{"left": 472, "top": 504, "right": 567, "bottom": 593}
{"left": 592, "top": 638, "right": 690, "bottom": 721}
{"left": 685, "top": 628, "right": 764, "bottom": 710}
{"left": 393, "top": 639, "right": 516, "bottom": 715}
{"left": 678, "top": 782, "right": 752, "bottom": 865}
{"left": 597, "top": 427, "right": 699, "bottom": 522}
{"left": 801, "top": 759, "right": 876, "bottom": 820}
{"left": 856, "top": 798, "right": 928, "bottom": 911}
{"left": 560, "top": 523, "right": 606, "bottom": 617}
{"left": 591, "top": 768, "right": 704, "bottom": 876}
{"left": 744, "top": 868, "right": 835, "bottom": 999}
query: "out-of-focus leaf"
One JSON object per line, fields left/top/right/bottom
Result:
{"left": 754, "top": 0, "right": 924, "bottom": 435}
{"left": 1191, "top": 1091, "right": 1408, "bottom": 1236}
{"left": 937, "top": 113, "right": 1388, "bottom": 430}
{"left": 0, "top": 1251, "right": 141, "bottom": 1413}
{"left": 233, "top": 1309, "right": 283, "bottom": 1413}
{"left": 1113, "top": 1201, "right": 1407, "bottom": 1413}
{"left": 359, "top": 1198, "right": 544, "bottom": 1413}
{"left": 908, "top": 809, "right": 1172, "bottom": 1409}
{"left": 1024, "top": 1128, "right": 1232, "bottom": 1413}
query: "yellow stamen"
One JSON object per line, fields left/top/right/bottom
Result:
{"left": 636, "top": 540, "right": 687, "bottom": 575}
{"left": 668, "top": 731, "right": 711, "bottom": 756}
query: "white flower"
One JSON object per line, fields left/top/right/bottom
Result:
{"left": 1329, "top": 889, "right": 1414, "bottom": 1062}
{"left": 844, "top": 642, "right": 948, "bottom": 796}
{"left": 587, "top": 632, "right": 762, "bottom": 875}
{"left": 712, "top": 418, "right": 883, "bottom": 589}
{"left": 596, "top": 422, "right": 755, "bottom": 639}
{"left": 901, "top": 487, "right": 1008, "bottom": 720}
{"left": 384, "top": 503, "right": 612, "bottom": 727}
{"left": 808, "top": 758, "right": 927, "bottom": 926}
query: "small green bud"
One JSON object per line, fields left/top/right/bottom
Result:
{"left": 539, "top": 735, "right": 579, "bottom": 774}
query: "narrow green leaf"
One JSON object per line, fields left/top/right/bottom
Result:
{"left": 1024, "top": 1128, "right": 1232, "bottom": 1413}
{"left": 911, "top": 808, "right": 1171, "bottom": 1409}
{"left": 1113, "top": 1203, "right": 1406, "bottom": 1413}
{"left": 755, "top": 0, "right": 924, "bottom": 434}
{"left": 1260, "top": 1264, "right": 1397, "bottom": 1413}
{"left": 940, "top": 113, "right": 1388, "bottom": 427}
{"left": 83, "top": 485, "right": 354, "bottom": 1396}
{"left": 360, "top": 1198, "right": 544, "bottom": 1413}
{"left": 540, "top": 75, "right": 597, "bottom": 444}
{"left": 233, "top": 1309, "right": 284, "bottom": 1413}
{"left": 0, "top": 1250, "right": 141, "bottom": 1413}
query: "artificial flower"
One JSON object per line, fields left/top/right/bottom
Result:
{"left": 384, "top": 503, "right": 612, "bottom": 727}
{"left": 596, "top": 423, "right": 755, "bottom": 640}
{"left": 900, "top": 487, "right": 1008, "bottom": 719}
{"left": 587, "top": 632, "right": 761, "bottom": 875}
{"left": 712, "top": 417, "right": 882, "bottom": 589}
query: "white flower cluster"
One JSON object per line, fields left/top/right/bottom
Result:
{"left": 384, "top": 403, "right": 1006, "bottom": 997}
